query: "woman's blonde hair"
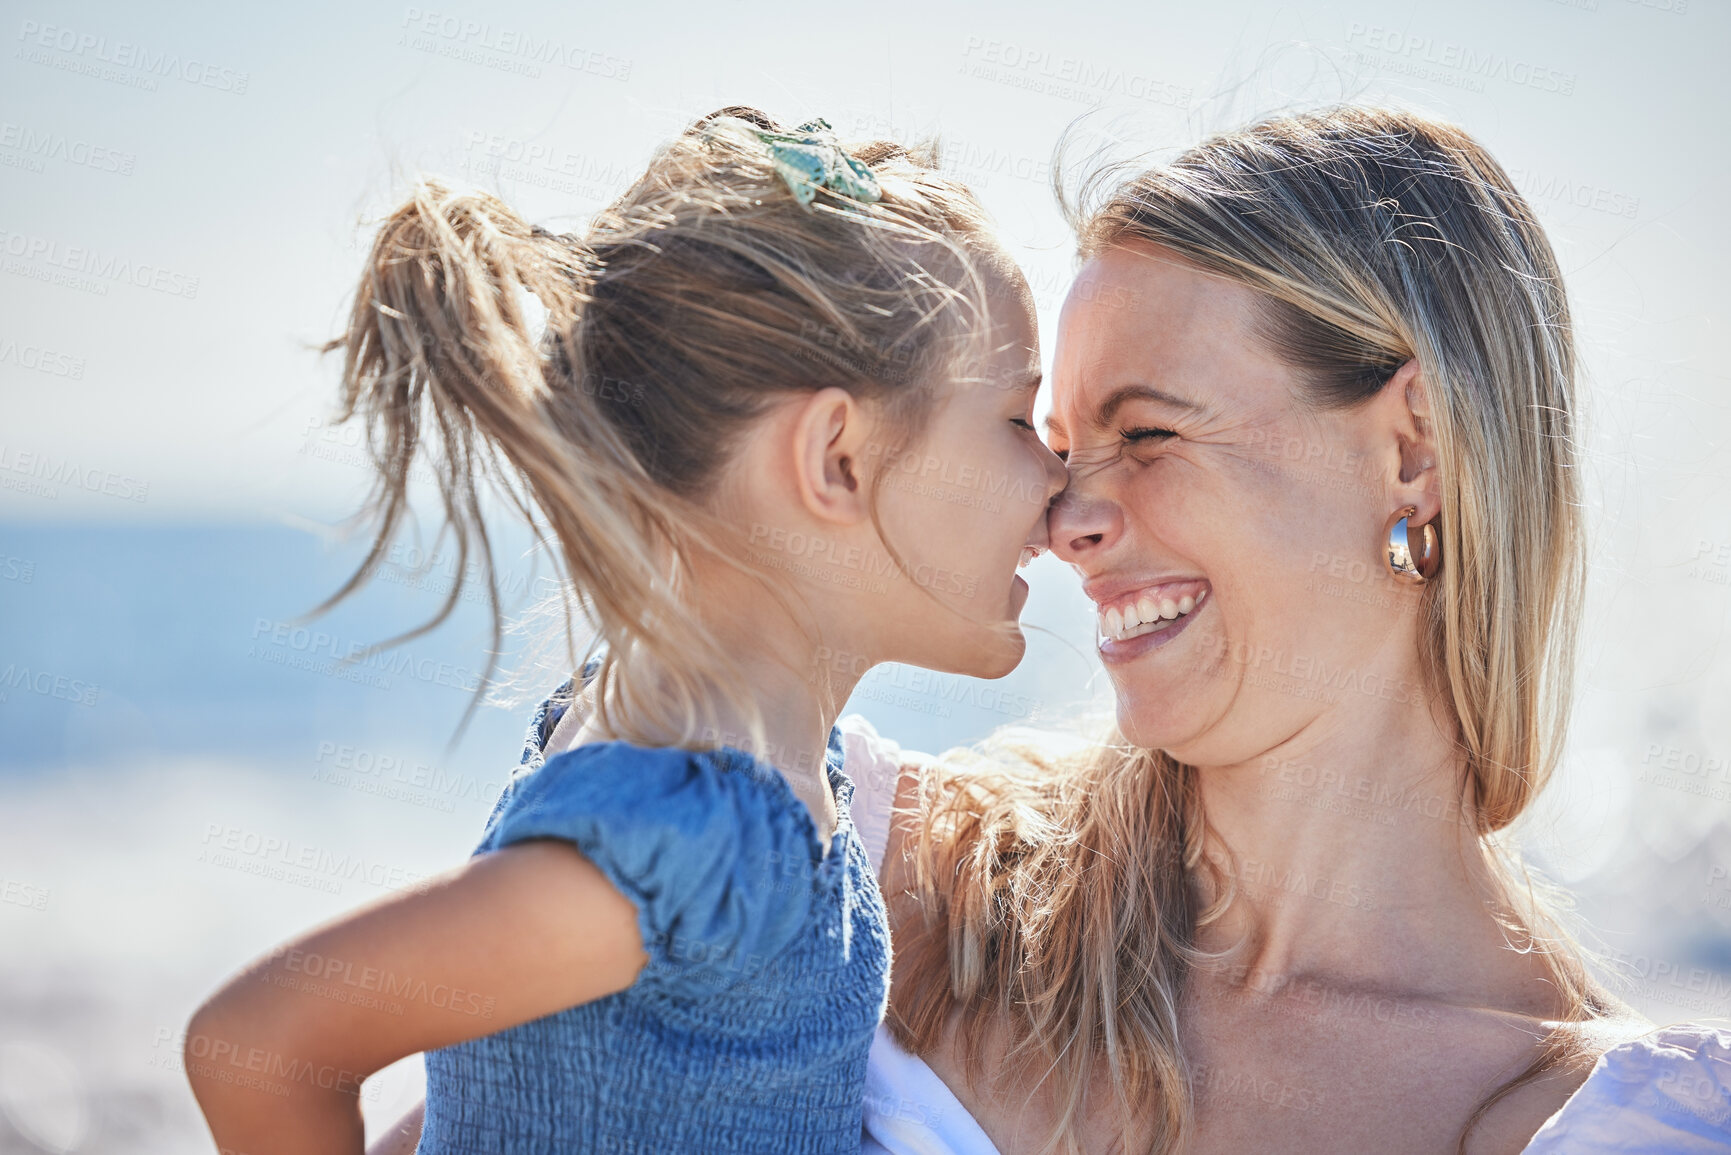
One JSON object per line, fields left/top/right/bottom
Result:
{"left": 318, "top": 108, "right": 999, "bottom": 744}
{"left": 891, "top": 105, "right": 1609, "bottom": 1154}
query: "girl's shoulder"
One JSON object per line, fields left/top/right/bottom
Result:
{"left": 1523, "top": 1020, "right": 1731, "bottom": 1153}
{"left": 477, "top": 682, "right": 859, "bottom": 999}
{"left": 499, "top": 670, "right": 850, "bottom": 850}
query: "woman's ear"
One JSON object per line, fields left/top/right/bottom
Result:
{"left": 789, "top": 387, "right": 874, "bottom": 527}
{"left": 1371, "top": 359, "right": 1442, "bottom": 524}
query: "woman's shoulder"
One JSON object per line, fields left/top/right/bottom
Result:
{"left": 837, "top": 714, "right": 925, "bottom": 875}
{"left": 1522, "top": 1020, "right": 1731, "bottom": 1153}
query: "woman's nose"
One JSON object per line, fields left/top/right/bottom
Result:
{"left": 1048, "top": 477, "right": 1121, "bottom": 563}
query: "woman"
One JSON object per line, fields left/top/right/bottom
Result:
{"left": 859, "top": 106, "right": 1731, "bottom": 1154}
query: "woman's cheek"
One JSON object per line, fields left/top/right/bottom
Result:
{"left": 1124, "top": 462, "right": 1177, "bottom": 524}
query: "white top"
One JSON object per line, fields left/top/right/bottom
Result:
{"left": 1522, "top": 1023, "right": 1731, "bottom": 1152}
{"left": 838, "top": 715, "right": 992, "bottom": 1155}
{"left": 836, "top": 714, "right": 1731, "bottom": 1155}
{"left": 861, "top": 1019, "right": 1731, "bottom": 1155}
{"left": 837, "top": 713, "right": 901, "bottom": 876}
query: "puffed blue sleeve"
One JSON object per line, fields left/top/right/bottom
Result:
{"left": 479, "top": 741, "right": 824, "bottom": 1000}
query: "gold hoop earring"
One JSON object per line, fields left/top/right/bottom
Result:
{"left": 1385, "top": 507, "right": 1440, "bottom": 584}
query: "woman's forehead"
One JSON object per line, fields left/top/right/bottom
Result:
{"left": 1048, "top": 266, "right": 1312, "bottom": 450}
{"left": 1072, "top": 243, "right": 1259, "bottom": 326}
{"left": 1055, "top": 259, "right": 1263, "bottom": 400}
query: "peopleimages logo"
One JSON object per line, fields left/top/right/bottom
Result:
{"left": 398, "top": 8, "right": 632, "bottom": 81}
{"left": 1344, "top": 23, "right": 1577, "bottom": 96}
{"left": 1609, "top": 948, "right": 1731, "bottom": 1011}
{"left": 0, "top": 443, "right": 149, "bottom": 503}
{"left": 312, "top": 740, "right": 502, "bottom": 813}
{"left": 1510, "top": 167, "right": 1640, "bottom": 220}
{"left": 0, "top": 334, "right": 85, "bottom": 379}
{"left": 461, "top": 130, "right": 631, "bottom": 186}
{"left": 0, "top": 664, "right": 99, "bottom": 707}
{"left": 247, "top": 618, "right": 484, "bottom": 693}
{"left": 198, "top": 823, "right": 427, "bottom": 894}
{"left": 0, "top": 226, "right": 200, "bottom": 299}
{"left": 0, "top": 121, "right": 135, "bottom": 175}
{"left": 14, "top": 19, "right": 250, "bottom": 94}
{"left": 958, "top": 37, "right": 1191, "bottom": 109}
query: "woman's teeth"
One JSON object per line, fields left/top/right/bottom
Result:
{"left": 1099, "top": 588, "right": 1206, "bottom": 642}
{"left": 1019, "top": 547, "right": 1042, "bottom": 569}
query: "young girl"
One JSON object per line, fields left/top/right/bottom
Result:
{"left": 183, "top": 108, "right": 1064, "bottom": 1153}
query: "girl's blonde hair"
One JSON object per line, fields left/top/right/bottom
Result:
{"left": 318, "top": 108, "right": 998, "bottom": 744}
{"left": 891, "top": 105, "right": 1611, "bottom": 1154}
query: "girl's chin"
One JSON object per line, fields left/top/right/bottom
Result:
{"left": 920, "top": 619, "right": 1025, "bottom": 682}
{"left": 947, "top": 579, "right": 1030, "bottom": 677}
{"left": 971, "top": 630, "right": 1026, "bottom": 681}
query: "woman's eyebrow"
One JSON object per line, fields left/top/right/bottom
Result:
{"left": 1044, "top": 383, "right": 1203, "bottom": 439}
{"left": 1098, "top": 383, "right": 1205, "bottom": 423}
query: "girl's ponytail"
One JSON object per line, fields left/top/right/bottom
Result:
{"left": 317, "top": 111, "right": 1002, "bottom": 747}
{"left": 320, "top": 178, "right": 692, "bottom": 738}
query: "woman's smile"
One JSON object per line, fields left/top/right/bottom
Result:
{"left": 1087, "top": 577, "right": 1211, "bottom": 648}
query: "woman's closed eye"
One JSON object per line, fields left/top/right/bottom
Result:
{"left": 1056, "top": 427, "right": 1178, "bottom": 473}
{"left": 1122, "top": 426, "right": 1177, "bottom": 444}
{"left": 1119, "top": 426, "right": 1178, "bottom": 461}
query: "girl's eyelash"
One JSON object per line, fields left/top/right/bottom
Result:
{"left": 1011, "top": 418, "right": 1037, "bottom": 431}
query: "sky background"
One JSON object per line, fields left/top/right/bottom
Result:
{"left": 2, "top": 0, "right": 1728, "bottom": 1150}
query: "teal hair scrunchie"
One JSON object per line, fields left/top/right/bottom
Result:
{"left": 747, "top": 118, "right": 882, "bottom": 210}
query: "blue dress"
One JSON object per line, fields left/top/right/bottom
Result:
{"left": 417, "top": 681, "right": 891, "bottom": 1153}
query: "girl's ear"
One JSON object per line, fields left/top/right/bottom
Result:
{"left": 789, "top": 387, "right": 875, "bottom": 526}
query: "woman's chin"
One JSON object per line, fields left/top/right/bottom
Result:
{"left": 1116, "top": 699, "right": 1195, "bottom": 752}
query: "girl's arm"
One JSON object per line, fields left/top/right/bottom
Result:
{"left": 186, "top": 840, "right": 646, "bottom": 1155}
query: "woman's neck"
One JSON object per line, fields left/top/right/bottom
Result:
{"left": 1190, "top": 695, "right": 1539, "bottom": 1007}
